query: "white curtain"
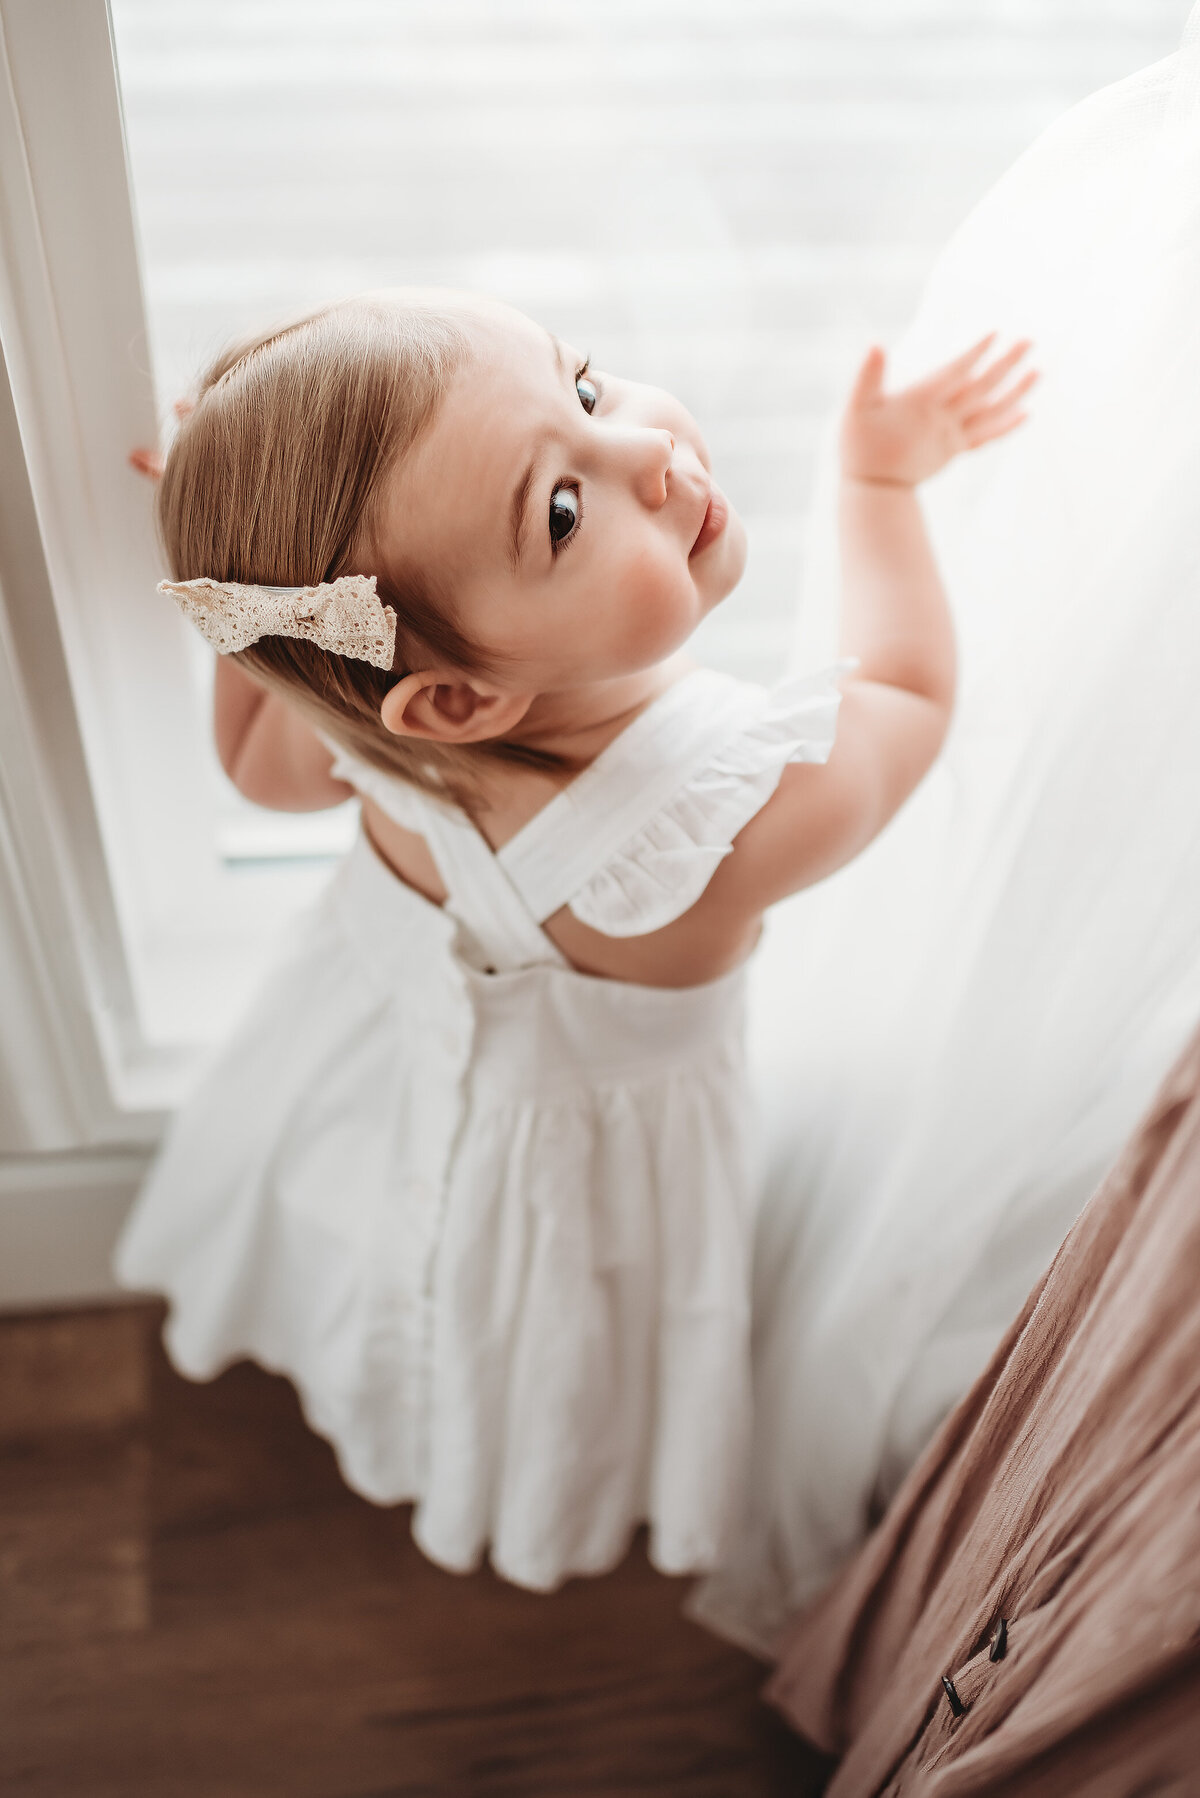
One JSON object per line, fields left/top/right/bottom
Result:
{"left": 695, "top": 4, "right": 1200, "bottom": 1654}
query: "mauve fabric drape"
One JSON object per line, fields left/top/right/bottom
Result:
{"left": 766, "top": 1016, "right": 1200, "bottom": 1796}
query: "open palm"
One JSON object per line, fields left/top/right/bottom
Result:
{"left": 841, "top": 335, "right": 1037, "bottom": 487}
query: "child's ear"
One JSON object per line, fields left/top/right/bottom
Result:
{"left": 379, "top": 671, "right": 532, "bottom": 743}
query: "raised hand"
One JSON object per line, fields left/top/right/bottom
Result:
{"left": 840, "top": 335, "right": 1037, "bottom": 488}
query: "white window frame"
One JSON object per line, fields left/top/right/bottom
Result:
{"left": 0, "top": 0, "right": 323, "bottom": 1157}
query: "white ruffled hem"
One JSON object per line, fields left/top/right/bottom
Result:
{"left": 566, "top": 665, "right": 850, "bottom": 938}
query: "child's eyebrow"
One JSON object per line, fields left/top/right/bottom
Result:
{"left": 507, "top": 333, "right": 572, "bottom": 571}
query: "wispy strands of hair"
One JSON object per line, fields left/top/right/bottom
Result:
{"left": 156, "top": 296, "right": 536, "bottom": 808}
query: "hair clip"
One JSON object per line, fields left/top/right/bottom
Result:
{"left": 158, "top": 574, "right": 397, "bottom": 670}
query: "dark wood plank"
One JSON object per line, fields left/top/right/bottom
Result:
{"left": 0, "top": 1432, "right": 148, "bottom": 1648}
{"left": 0, "top": 1307, "right": 831, "bottom": 1797}
{"left": 0, "top": 1305, "right": 151, "bottom": 1439}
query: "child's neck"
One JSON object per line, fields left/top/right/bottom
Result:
{"left": 514, "top": 652, "right": 696, "bottom": 763}
{"left": 471, "top": 651, "right": 698, "bottom": 833}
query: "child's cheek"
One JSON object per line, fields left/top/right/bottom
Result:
{"left": 613, "top": 545, "right": 695, "bottom": 665}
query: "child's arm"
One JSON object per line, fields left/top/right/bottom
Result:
{"left": 215, "top": 657, "right": 353, "bottom": 811}
{"left": 715, "top": 334, "right": 1035, "bottom": 913}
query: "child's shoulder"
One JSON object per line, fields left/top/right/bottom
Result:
{"left": 520, "top": 663, "right": 848, "bottom": 984}
{"left": 516, "top": 664, "right": 847, "bottom": 931}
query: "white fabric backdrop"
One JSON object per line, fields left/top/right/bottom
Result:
{"left": 696, "top": 2, "right": 1200, "bottom": 1654}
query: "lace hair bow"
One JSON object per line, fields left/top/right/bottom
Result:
{"left": 159, "top": 574, "right": 397, "bottom": 671}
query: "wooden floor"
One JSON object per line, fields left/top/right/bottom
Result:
{"left": 0, "top": 1305, "right": 831, "bottom": 1797}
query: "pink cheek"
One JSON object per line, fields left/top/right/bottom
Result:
{"left": 613, "top": 549, "right": 693, "bottom": 661}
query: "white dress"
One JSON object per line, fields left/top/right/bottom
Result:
{"left": 116, "top": 665, "right": 842, "bottom": 1592}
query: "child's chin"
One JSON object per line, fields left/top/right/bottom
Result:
{"left": 709, "top": 515, "right": 749, "bottom": 602}
{"left": 729, "top": 506, "right": 749, "bottom": 561}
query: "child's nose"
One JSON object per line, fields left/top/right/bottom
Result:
{"left": 618, "top": 427, "right": 675, "bottom": 508}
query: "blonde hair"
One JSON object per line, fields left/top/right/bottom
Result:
{"left": 158, "top": 294, "right": 539, "bottom": 806}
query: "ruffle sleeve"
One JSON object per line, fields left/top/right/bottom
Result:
{"left": 566, "top": 664, "right": 850, "bottom": 938}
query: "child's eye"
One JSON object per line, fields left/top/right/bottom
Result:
{"left": 549, "top": 483, "right": 580, "bottom": 552}
{"left": 575, "top": 361, "right": 599, "bottom": 415}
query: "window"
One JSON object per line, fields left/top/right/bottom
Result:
{"left": 1, "top": 0, "right": 1188, "bottom": 1133}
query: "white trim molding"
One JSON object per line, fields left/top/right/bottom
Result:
{"left": 0, "top": 328, "right": 167, "bottom": 1151}
{"left": 0, "top": 0, "right": 216, "bottom": 954}
{"left": 0, "top": 1148, "right": 150, "bottom": 1309}
{"left": 0, "top": 0, "right": 208, "bottom": 1128}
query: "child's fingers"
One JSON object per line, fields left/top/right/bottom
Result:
{"left": 849, "top": 345, "right": 887, "bottom": 407}
{"left": 948, "top": 340, "right": 1033, "bottom": 410}
{"left": 128, "top": 446, "right": 165, "bottom": 480}
{"left": 963, "top": 405, "right": 1029, "bottom": 449}
{"left": 928, "top": 332, "right": 997, "bottom": 394}
{"left": 961, "top": 369, "right": 1040, "bottom": 433}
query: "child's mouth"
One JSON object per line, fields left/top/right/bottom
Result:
{"left": 690, "top": 485, "right": 728, "bottom": 558}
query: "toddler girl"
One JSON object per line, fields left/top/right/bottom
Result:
{"left": 117, "top": 291, "right": 1032, "bottom": 1590}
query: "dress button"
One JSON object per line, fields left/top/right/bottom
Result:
{"left": 941, "top": 1674, "right": 967, "bottom": 1718}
